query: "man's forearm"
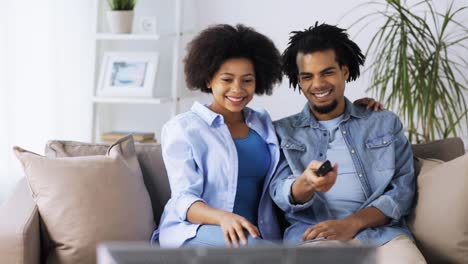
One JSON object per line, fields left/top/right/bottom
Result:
{"left": 345, "top": 207, "right": 390, "bottom": 232}
{"left": 291, "top": 176, "right": 316, "bottom": 204}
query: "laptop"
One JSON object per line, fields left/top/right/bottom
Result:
{"left": 97, "top": 242, "right": 376, "bottom": 264}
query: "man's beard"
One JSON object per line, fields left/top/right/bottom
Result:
{"left": 312, "top": 99, "right": 338, "bottom": 114}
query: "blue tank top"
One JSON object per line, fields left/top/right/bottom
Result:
{"left": 232, "top": 129, "right": 270, "bottom": 225}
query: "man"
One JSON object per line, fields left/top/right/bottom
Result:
{"left": 270, "top": 23, "right": 426, "bottom": 263}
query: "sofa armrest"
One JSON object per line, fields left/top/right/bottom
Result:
{"left": 0, "top": 177, "right": 40, "bottom": 264}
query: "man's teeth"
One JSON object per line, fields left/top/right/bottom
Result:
{"left": 314, "top": 90, "right": 331, "bottom": 98}
{"left": 227, "top": 96, "right": 244, "bottom": 102}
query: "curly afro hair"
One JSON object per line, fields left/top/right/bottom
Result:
{"left": 282, "top": 22, "right": 365, "bottom": 91}
{"left": 184, "top": 24, "right": 282, "bottom": 95}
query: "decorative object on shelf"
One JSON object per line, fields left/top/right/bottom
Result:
{"left": 97, "top": 52, "right": 158, "bottom": 98}
{"left": 101, "top": 131, "right": 155, "bottom": 142}
{"left": 350, "top": 0, "right": 468, "bottom": 143}
{"left": 106, "top": 0, "right": 137, "bottom": 33}
{"left": 101, "top": 132, "right": 157, "bottom": 144}
{"left": 137, "top": 16, "right": 157, "bottom": 35}
{"left": 102, "top": 139, "right": 157, "bottom": 144}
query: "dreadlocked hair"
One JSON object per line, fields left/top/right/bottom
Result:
{"left": 282, "top": 22, "right": 365, "bottom": 91}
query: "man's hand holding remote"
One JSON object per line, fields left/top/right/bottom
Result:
{"left": 290, "top": 160, "right": 338, "bottom": 204}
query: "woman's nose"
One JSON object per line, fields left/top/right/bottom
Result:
{"left": 231, "top": 80, "right": 242, "bottom": 91}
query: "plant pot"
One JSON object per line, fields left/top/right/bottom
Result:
{"left": 106, "top": 10, "right": 134, "bottom": 34}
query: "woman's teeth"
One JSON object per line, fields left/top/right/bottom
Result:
{"left": 227, "top": 96, "right": 244, "bottom": 102}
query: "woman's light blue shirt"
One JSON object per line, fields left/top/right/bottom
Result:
{"left": 155, "top": 102, "right": 282, "bottom": 247}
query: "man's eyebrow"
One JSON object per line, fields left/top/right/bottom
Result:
{"left": 299, "top": 66, "right": 337, "bottom": 76}
{"left": 321, "top": 67, "right": 336, "bottom": 73}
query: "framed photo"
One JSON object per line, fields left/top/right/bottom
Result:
{"left": 97, "top": 52, "right": 158, "bottom": 97}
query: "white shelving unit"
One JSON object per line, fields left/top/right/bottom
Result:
{"left": 90, "top": 0, "right": 200, "bottom": 143}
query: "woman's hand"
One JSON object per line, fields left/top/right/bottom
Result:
{"left": 354, "top": 97, "right": 384, "bottom": 111}
{"left": 186, "top": 201, "right": 260, "bottom": 247}
{"left": 218, "top": 211, "right": 260, "bottom": 247}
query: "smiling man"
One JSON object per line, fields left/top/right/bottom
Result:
{"left": 270, "top": 23, "right": 426, "bottom": 263}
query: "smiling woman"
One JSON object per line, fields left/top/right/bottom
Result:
{"left": 154, "top": 24, "right": 284, "bottom": 248}
{"left": 207, "top": 58, "right": 256, "bottom": 138}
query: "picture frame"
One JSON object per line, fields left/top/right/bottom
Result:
{"left": 97, "top": 52, "right": 158, "bottom": 97}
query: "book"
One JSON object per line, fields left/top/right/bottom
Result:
{"left": 101, "top": 138, "right": 158, "bottom": 145}
{"left": 101, "top": 131, "right": 155, "bottom": 142}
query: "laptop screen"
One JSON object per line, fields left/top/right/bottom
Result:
{"left": 98, "top": 242, "right": 377, "bottom": 264}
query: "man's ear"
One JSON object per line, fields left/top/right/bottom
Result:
{"left": 342, "top": 65, "right": 350, "bottom": 81}
{"left": 206, "top": 81, "right": 211, "bottom": 90}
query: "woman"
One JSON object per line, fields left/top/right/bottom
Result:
{"left": 153, "top": 24, "right": 381, "bottom": 248}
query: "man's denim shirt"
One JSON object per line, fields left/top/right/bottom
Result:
{"left": 155, "top": 102, "right": 282, "bottom": 247}
{"left": 270, "top": 98, "right": 415, "bottom": 246}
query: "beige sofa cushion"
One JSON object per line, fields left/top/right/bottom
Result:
{"left": 14, "top": 136, "right": 155, "bottom": 264}
{"left": 409, "top": 155, "right": 468, "bottom": 263}
{"left": 45, "top": 140, "right": 170, "bottom": 226}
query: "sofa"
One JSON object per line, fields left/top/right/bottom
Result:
{"left": 0, "top": 137, "right": 466, "bottom": 264}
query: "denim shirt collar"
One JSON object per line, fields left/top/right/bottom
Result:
{"left": 294, "top": 97, "right": 367, "bottom": 128}
{"left": 190, "top": 101, "right": 254, "bottom": 127}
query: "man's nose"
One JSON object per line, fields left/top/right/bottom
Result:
{"left": 311, "top": 77, "right": 324, "bottom": 90}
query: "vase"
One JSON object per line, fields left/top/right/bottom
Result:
{"left": 106, "top": 10, "right": 134, "bottom": 34}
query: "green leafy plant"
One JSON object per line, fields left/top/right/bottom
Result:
{"left": 350, "top": 0, "right": 468, "bottom": 143}
{"left": 107, "top": 0, "right": 136, "bottom": 11}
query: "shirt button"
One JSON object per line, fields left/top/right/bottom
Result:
{"left": 359, "top": 174, "right": 363, "bottom": 177}
{"left": 342, "top": 131, "right": 347, "bottom": 134}
{"left": 351, "top": 149, "right": 355, "bottom": 154}
{"left": 383, "top": 141, "right": 387, "bottom": 144}
{"left": 319, "top": 153, "right": 323, "bottom": 157}
{"left": 285, "top": 144, "right": 290, "bottom": 147}
{"left": 323, "top": 133, "right": 327, "bottom": 136}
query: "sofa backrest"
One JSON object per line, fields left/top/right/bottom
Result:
{"left": 45, "top": 137, "right": 466, "bottom": 229}
{"left": 412, "top": 137, "right": 465, "bottom": 162}
{"left": 133, "top": 144, "right": 170, "bottom": 226}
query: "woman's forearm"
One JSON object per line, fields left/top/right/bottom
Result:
{"left": 186, "top": 201, "right": 229, "bottom": 225}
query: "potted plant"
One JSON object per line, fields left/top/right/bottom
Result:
{"left": 106, "top": 0, "right": 137, "bottom": 34}
{"left": 351, "top": 0, "right": 468, "bottom": 143}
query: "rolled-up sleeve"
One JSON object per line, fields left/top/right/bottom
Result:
{"left": 161, "top": 120, "right": 205, "bottom": 221}
{"left": 368, "top": 116, "right": 415, "bottom": 220}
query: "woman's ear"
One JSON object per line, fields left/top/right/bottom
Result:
{"left": 206, "top": 81, "right": 211, "bottom": 90}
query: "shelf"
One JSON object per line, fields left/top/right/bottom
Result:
{"left": 91, "top": 0, "right": 191, "bottom": 143}
{"left": 92, "top": 96, "right": 172, "bottom": 104}
{"left": 95, "top": 32, "right": 177, "bottom": 40}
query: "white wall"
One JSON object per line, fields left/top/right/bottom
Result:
{"left": 0, "top": 0, "right": 93, "bottom": 204}
{"left": 0, "top": 0, "right": 8, "bottom": 203}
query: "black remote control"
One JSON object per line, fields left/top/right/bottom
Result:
{"left": 316, "top": 160, "right": 333, "bottom": 177}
